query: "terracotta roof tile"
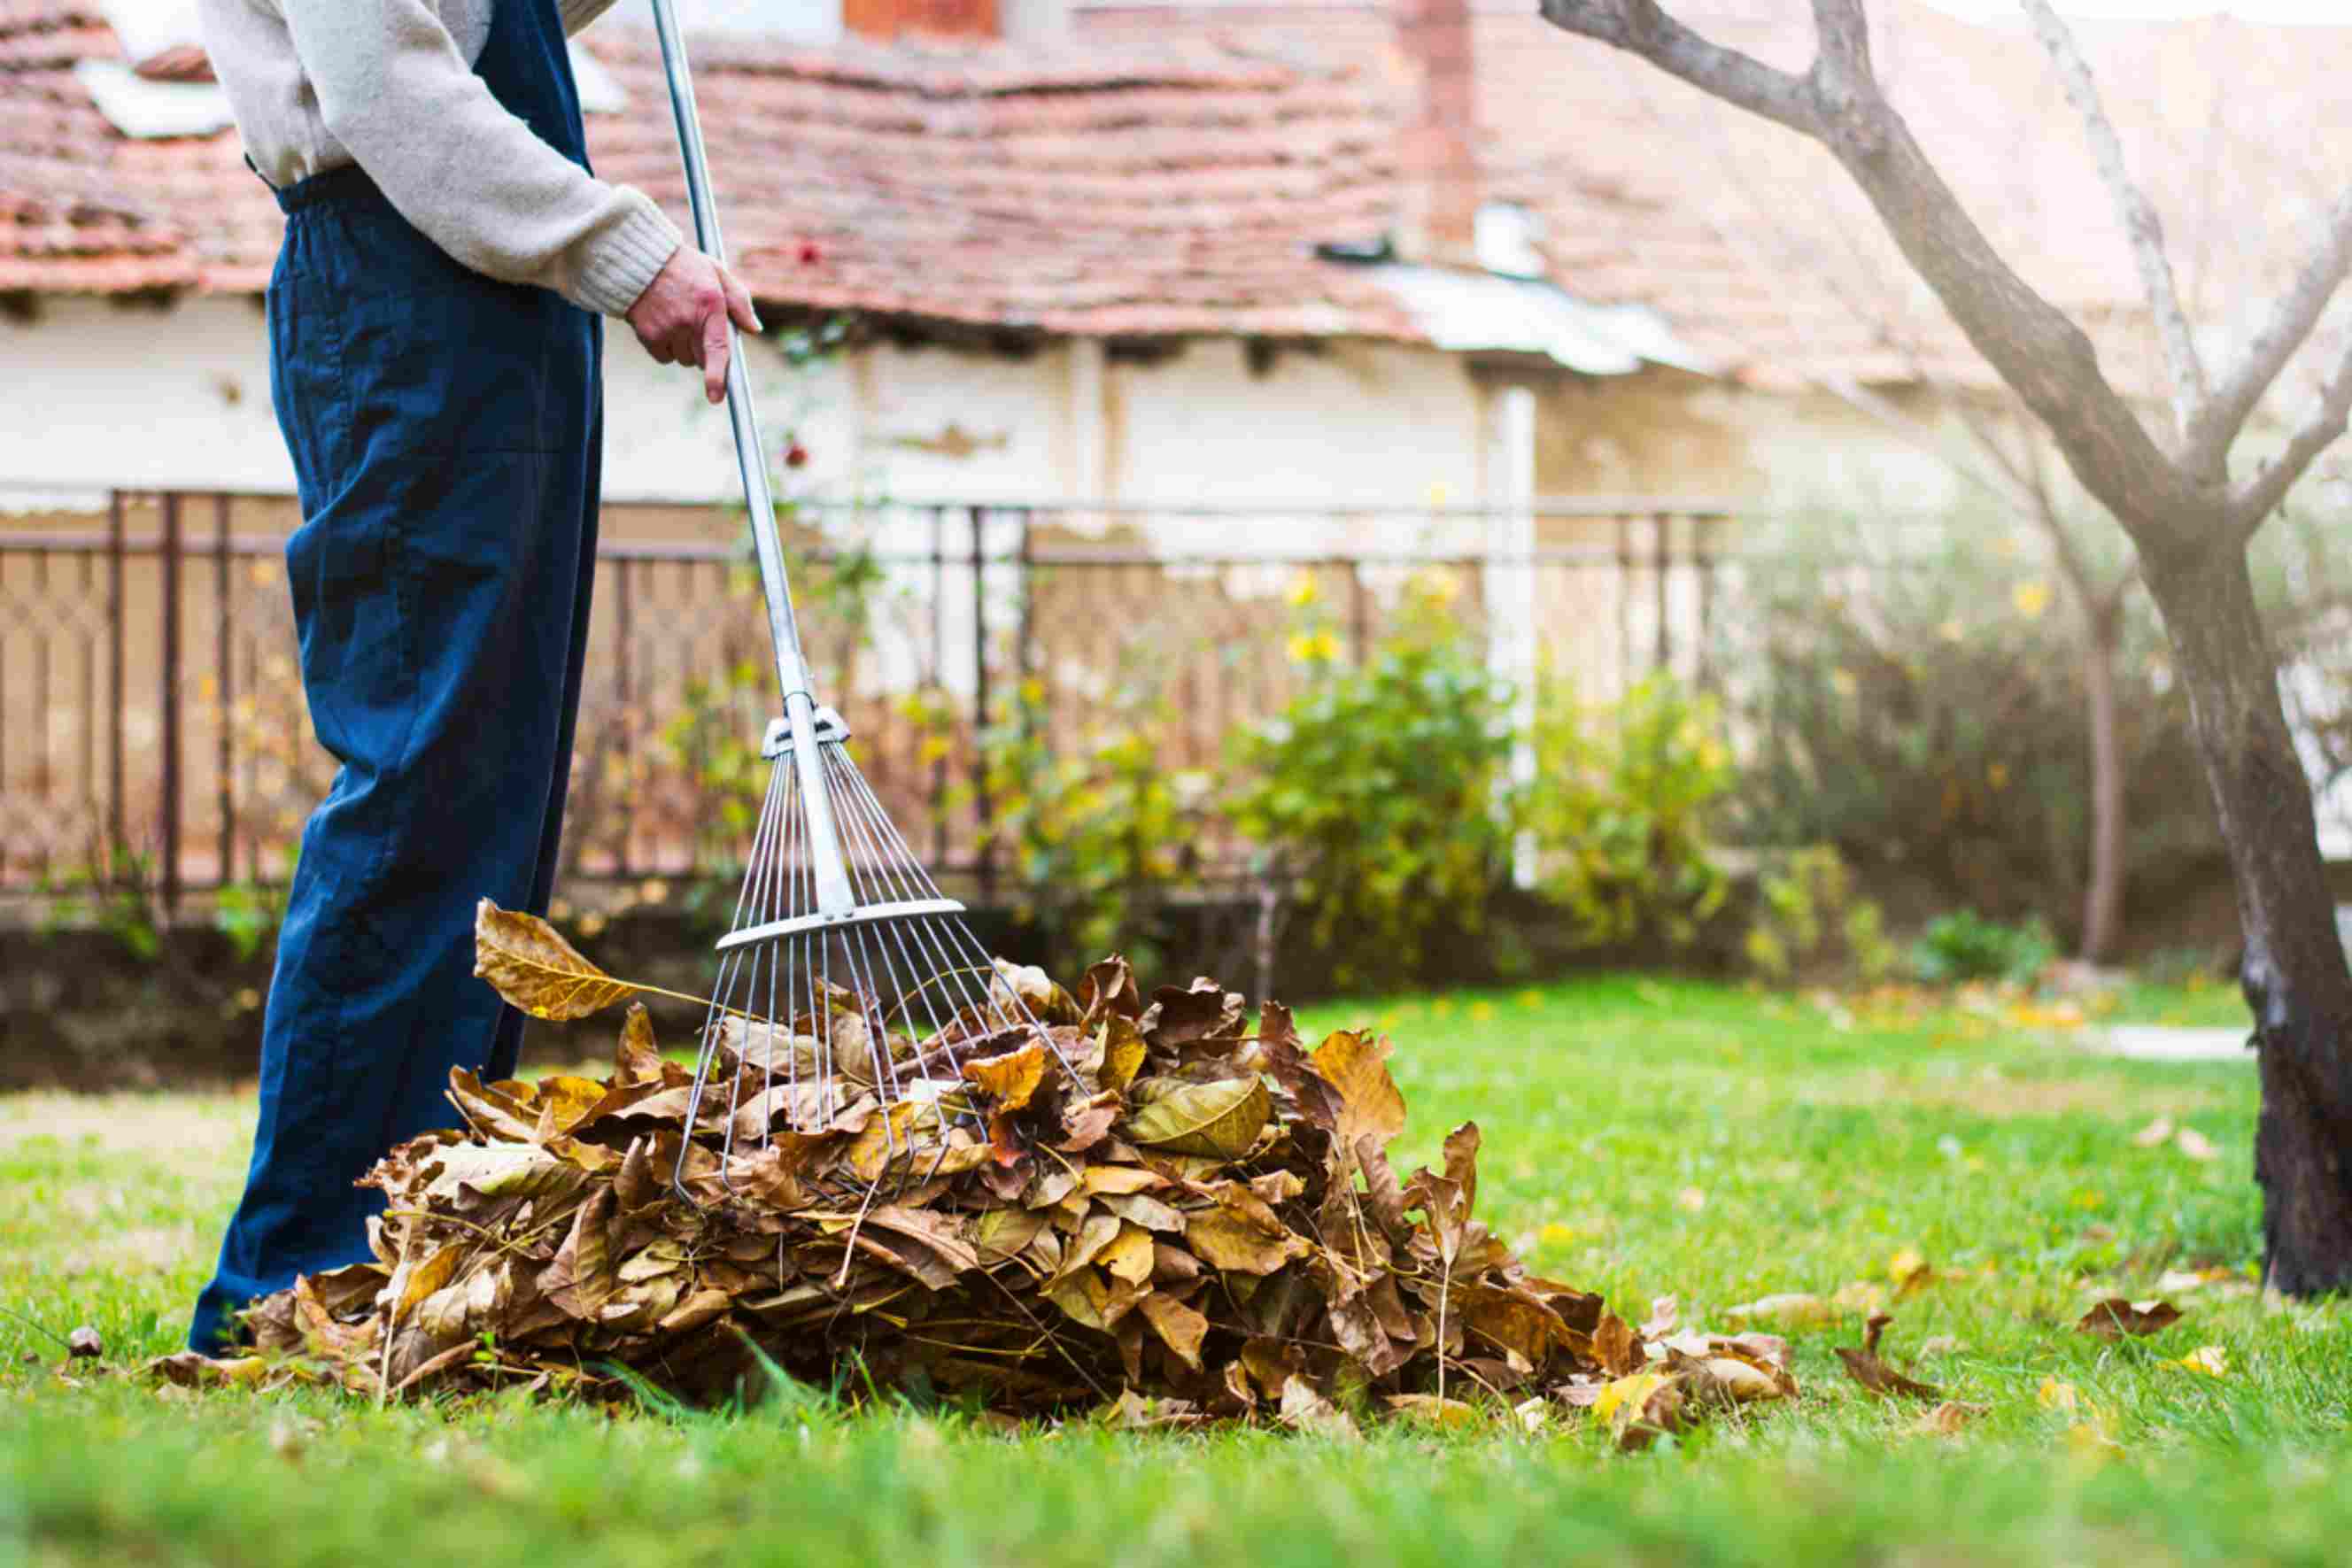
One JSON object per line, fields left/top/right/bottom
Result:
{"left": 0, "top": 2, "right": 1413, "bottom": 339}
{"left": 1078, "top": 0, "right": 2352, "bottom": 397}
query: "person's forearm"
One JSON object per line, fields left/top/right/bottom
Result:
{"left": 282, "top": 0, "right": 678, "bottom": 314}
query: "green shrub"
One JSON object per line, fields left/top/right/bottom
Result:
{"left": 967, "top": 677, "right": 1211, "bottom": 977}
{"left": 1716, "top": 507, "right": 2217, "bottom": 937}
{"left": 1525, "top": 672, "right": 1733, "bottom": 949}
{"left": 1909, "top": 908, "right": 2056, "bottom": 985}
{"left": 1223, "top": 582, "right": 1515, "bottom": 987}
{"left": 1743, "top": 844, "right": 1896, "bottom": 985}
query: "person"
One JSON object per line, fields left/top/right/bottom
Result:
{"left": 188, "top": 0, "right": 755, "bottom": 1352}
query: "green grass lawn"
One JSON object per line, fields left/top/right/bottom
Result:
{"left": 7, "top": 975, "right": 2340, "bottom": 1568}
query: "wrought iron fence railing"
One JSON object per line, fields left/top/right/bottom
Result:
{"left": 0, "top": 490, "right": 1730, "bottom": 908}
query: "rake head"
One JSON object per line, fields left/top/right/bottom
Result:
{"left": 673, "top": 701, "right": 1079, "bottom": 1202}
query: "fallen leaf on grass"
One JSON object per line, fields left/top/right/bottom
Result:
{"left": 1917, "top": 1335, "right": 1960, "bottom": 1356}
{"left": 1639, "top": 1295, "right": 1678, "bottom": 1338}
{"left": 1835, "top": 1314, "right": 1941, "bottom": 1401}
{"left": 66, "top": 1327, "right": 101, "bottom": 1359}
{"left": 2038, "top": 1377, "right": 2080, "bottom": 1411}
{"left": 1593, "top": 1370, "right": 1683, "bottom": 1450}
{"left": 1386, "top": 1393, "right": 1480, "bottom": 1429}
{"left": 1888, "top": 1247, "right": 1930, "bottom": 1291}
{"left": 2172, "top": 1345, "right": 2229, "bottom": 1377}
{"left": 2132, "top": 1116, "right": 2175, "bottom": 1147}
{"left": 1724, "top": 1292, "right": 1834, "bottom": 1330}
{"left": 2075, "top": 1298, "right": 2183, "bottom": 1339}
{"left": 1831, "top": 1280, "right": 1890, "bottom": 1315}
{"left": 1675, "top": 1186, "right": 1706, "bottom": 1213}
{"left": 1279, "top": 1376, "right": 1360, "bottom": 1440}
{"left": 1916, "top": 1400, "right": 1988, "bottom": 1435}
{"left": 187, "top": 938, "right": 1810, "bottom": 1441}
{"left": 2175, "top": 1128, "right": 2219, "bottom": 1162}
{"left": 2065, "top": 1420, "right": 2124, "bottom": 1461}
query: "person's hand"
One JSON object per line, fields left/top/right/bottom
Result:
{"left": 625, "top": 247, "right": 760, "bottom": 405}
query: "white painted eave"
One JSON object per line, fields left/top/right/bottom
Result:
{"left": 1361, "top": 262, "right": 1715, "bottom": 378}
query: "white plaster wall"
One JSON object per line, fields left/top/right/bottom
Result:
{"left": 0, "top": 295, "right": 293, "bottom": 499}
{"left": 0, "top": 299, "right": 1489, "bottom": 538}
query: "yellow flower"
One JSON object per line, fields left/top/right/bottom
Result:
{"left": 2012, "top": 580, "right": 2052, "bottom": 619}
{"left": 1519, "top": 988, "right": 1545, "bottom": 1008}
{"left": 1470, "top": 1000, "right": 1496, "bottom": 1023}
{"left": 1286, "top": 574, "right": 1321, "bottom": 608}
{"left": 1286, "top": 629, "right": 1340, "bottom": 664}
{"left": 1830, "top": 668, "right": 1859, "bottom": 699}
{"left": 2037, "top": 1378, "right": 2079, "bottom": 1411}
{"left": 1539, "top": 1222, "right": 1577, "bottom": 1247}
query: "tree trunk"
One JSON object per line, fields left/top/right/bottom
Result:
{"left": 2139, "top": 537, "right": 2352, "bottom": 1293}
{"left": 2077, "top": 605, "right": 2126, "bottom": 964}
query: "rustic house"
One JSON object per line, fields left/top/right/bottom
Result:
{"left": 5, "top": 0, "right": 2350, "bottom": 893}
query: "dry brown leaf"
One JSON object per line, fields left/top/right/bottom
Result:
{"left": 1310, "top": 1029, "right": 1407, "bottom": 1155}
{"left": 219, "top": 945, "right": 1809, "bottom": 1439}
{"left": 474, "top": 900, "right": 647, "bottom": 1020}
{"left": 963, "top": 1040, "right": 1048, "bottom": 1113}
{"left": 1136, "top": 1292, "right": 1209, "bottom": 1371}
{"left": 1916, "top": 1400, "right": 1988, "bottom": 1435}
{"left": 2075, "top": 1298, "right": 2184, "bottom": 1339}
{"left": 1723, "top": 1292, "right": 1835, "bottom": 1330}
{"left": 1100, "top": 1223, "right": 1157, "bottom": 1287}
{"left": 1835, "top": 1314, "right": 1941, "bottom": 1401}
{"left": 1121, "top": 1077, "right": 1270, "bottom": 1159}
{"left": 1385, "top": 1393, "right": 1479, "bottom": 1428}
{"left": 1593, "top": 1370, "right": 1683, "bottom": 1450}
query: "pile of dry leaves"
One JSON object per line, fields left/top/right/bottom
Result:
{"left": 199, "top": 905, "right": 1800, "bottom": 1438}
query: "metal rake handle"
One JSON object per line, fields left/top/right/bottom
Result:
{"left": 648, "top": 0, "right": 856, "bottom": 918}
{"left": 646, "top": 0, "right": 806, "bottom": 698}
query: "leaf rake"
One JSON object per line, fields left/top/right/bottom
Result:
{"left": 647, "top": 0, "right": 1078, "bottom": 1202}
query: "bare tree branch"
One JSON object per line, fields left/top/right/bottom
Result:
{"left": 2229, "top": 341, "right": 2352, "bottom": 539}
{"left": 1538, "top": 0, "right": 2203, "bottom": 540}
{"left": 1536, "top": 0, "right": 1821, "bottom": 136}
{"left": 2020, "top": 0, "right": 2206, "bottom": 447}
{"left": 2186, "top": 188, "right": 2352, "bottom": 477}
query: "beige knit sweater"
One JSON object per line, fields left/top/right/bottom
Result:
{"left": 198, "top": 0, "right": 683, "bottom": 317}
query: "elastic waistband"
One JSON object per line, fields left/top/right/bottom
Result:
{"left": 273, "top": 163, "right": 385, "bottom": 215}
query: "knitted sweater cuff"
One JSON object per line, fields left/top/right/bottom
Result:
{"left": 575, "top": 192, "right": 683, "bottom": 317}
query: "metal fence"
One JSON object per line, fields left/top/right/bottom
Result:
{"left": 0, "top": 490, "right": 1729, "bottom": 908}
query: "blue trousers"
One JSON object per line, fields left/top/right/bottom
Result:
{"left": 190, "top": 168, "right": 603, "bottom": 1350}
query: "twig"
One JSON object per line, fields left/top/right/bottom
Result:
{"left": 0, "top": 1304, "right": 74, "bottom": 1351}
{"left": 2021, "top": 0, "right": 2206, "bottom": 441}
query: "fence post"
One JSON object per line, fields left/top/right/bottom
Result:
{"left": 614, "top": 556, "right": 635, "bottom": 877}
{"left": 1694, "top": 517, "right": 1716, "bottom": 693}
{"left": 1613, "top": 514, "right": 1632, "bottom": 699}
{"left": 159, "top": 491, "right": 183, "bottom": 916}
{"left": 1016, "top": 508, "right": 1035, "bottom": 730}
{"left": 1652, "top": 511, "right": 1673, "bottom": 674}
{"left": 1348, "top": 555, "right": 1369, "bottom": 665}
{"left": 214, "top": 493, "right": 234, "bottom": 884}
{"left": 107, "top": 490, "right": 126, "bottom": 854}
{"left": 928, "top": 506, "right": 948, "bottom": 869}
{"left": 970, "top": 505, "right": 994, "bottom": 905}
